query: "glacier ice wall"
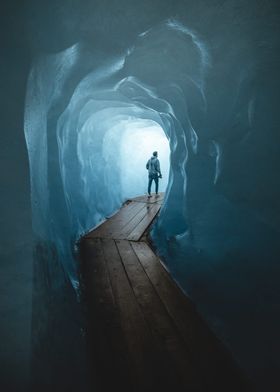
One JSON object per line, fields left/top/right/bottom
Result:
{"left": 24, "top": 8, "right": 280, "bottom": 390}
{"left": 25, "top": 21, "right": 205, "bottom": 288}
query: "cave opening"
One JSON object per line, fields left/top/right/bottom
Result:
{"left": 81, "top": 116, "right": 170, "bottom": 204}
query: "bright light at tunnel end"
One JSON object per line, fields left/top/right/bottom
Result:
{"left": 118, "top": 118, "right": 170, "bottom": 198}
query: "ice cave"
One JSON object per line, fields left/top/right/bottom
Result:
{"left": 1, "top": 1, "right": 280, "bottom": 392}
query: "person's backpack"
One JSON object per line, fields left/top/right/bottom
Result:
{"left": 146, "top": 159, "right": 150, "bottom": 170}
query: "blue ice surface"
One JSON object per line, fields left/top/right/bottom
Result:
{"left": 24, "top": 18, "right": 280, "bottom": 391}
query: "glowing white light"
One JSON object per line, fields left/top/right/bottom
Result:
{"left": 119, "top": 118, "right": 170, "bottom": 198}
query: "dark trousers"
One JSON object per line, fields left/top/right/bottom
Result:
{"left": 148, "top": 174, "right": 159, "bottom": 195}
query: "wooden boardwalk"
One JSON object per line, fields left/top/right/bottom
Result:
{"left": 80, "top": 193, "right": 252, "bottom": 392}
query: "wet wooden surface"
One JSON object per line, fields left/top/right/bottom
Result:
{"left": 80, "top": 193, "right": 253, "bottom": 391}
{"left": 85, "top": 193, "right": 164, "bottom": 241}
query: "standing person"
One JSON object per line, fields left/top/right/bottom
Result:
{"left": 146, "top": 151, "right": 162, "bottom": 197}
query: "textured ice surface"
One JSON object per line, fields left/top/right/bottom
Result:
{"left": 24, "top": 14, "right": 280, "bottom": 390}
{"left": 25, "top": 21, "right": 205, "bottom": 287}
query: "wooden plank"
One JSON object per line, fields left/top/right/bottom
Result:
{"left": 85, "top": 193, "right": 164, "bottom": 240}
{"left": 101, "top": 238, "right": 177, "bottom": 391}
{"left": 131, "top": 241, "right": 252, "bottom": 392}
{"left": 126, "top": 203, "right": 161, "bottom": 241}
{"left": 87, "top": 201, "right": 146, "bottom": 239}
{"left": 79, "top": 238, "right": 132, "bottom": 390}
{"left": 132, "top": 192, "right": 165, "bottom": 204}
{"left": 80, "top": 192, "right": 251, "bottom": 391}
{"left": 115, "top": 204, "right": 154, "bottom": 239}
{"left": 86, "top": 201, "right": 143, "bottom": 238}
{"left": 116, "top": 239, "right": 202, "bottom": 390}
{"left": 105, "top": 200, "right": 145, "bottom": 225}
{"left": 98, "top": 202, "right": 146, "bottom": 239}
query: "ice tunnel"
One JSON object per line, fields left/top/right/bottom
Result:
{"left": 25, "top": 20, "right": 205, "bottom": 287}
{"left": 21, "top": 9, "right": 280, "bottom": 392}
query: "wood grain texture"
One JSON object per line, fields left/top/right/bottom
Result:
{"left": 80, "top": 194, "right": 252, "bottom": 392}
{"left": 131, "top": 241, "right": 251, "bottom": 391}
{"left": 85, "top": 194, "right": 162, "bottom": 241}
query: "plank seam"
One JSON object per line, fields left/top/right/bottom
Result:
{"left": 126, "top": 203, "right": 161, "bottom": 240}
{"left": 113, "top": 239, "right": 161, "bottom": 346}
{"left": 127, "top": 241, "right": 197, "bottom": 357}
